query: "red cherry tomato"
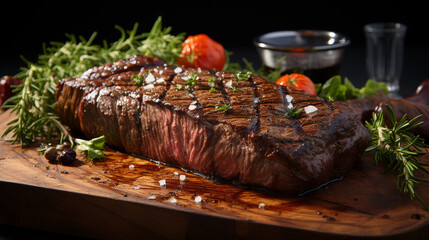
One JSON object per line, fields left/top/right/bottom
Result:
{"left": 177, "top": 34, "right": 226, "bottom": 71}
{"left": 276, "top": 73, "right": 317, "bottom": 96}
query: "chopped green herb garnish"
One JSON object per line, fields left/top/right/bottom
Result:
{"left": 208, "top": 76, "right": 216, "bottom": 93}
{"left": 186, "top": 71, "right": 199, "bottom": 89}
{"left": 233, "top": 71, "right": 252, "bottom": 82}
{"left": 175, "top": 84, "right": 184, "bottom": 90}
{"left": 284, "top": 106, "right": 303, "bottom": 119}
{"left": 276, "top": 106, "right": 303, "bottom": 119}
{"left": 231, "top": 86, "right": 240, "bottom": 93}
{"left": 215, "top": 104, "right": 232, "bottom": 112}
{"left": 132, "top": 74, "right": 145, "bottom": 86}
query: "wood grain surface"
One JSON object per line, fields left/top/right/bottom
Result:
{"left": 1, "top": 109, "right": 429, "bottom": 240}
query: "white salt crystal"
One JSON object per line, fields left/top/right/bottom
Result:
{"left": 225, "top": 80, "right": 233, "bottom": 88}
{"left": 145, "top": 72, "right": 156, "bottom": 84}
{"left": 194, "top": 196, "right": 202, "bottom": 203}
{"left": 128, "top": 164, "right": 135, "bottom": 170}
{"left": 285, "top": 95, "right": 293, "bottom": 103}
{"left": 258, "top": 203, "right": 265, "bottom": 209}
{"left": 170, "top": 197, "right": 177, "bottom": 204}
{"left": 147, "top": 195, "right": 156, "bottom": 200}
{"left": 174, "top": 67, "right": 182, "bottom": 73}
{"left": 143, "top": 84, "right": 154, "bottom": 90}
{"left": 304, "top": 105, "right": 318, "bottom": 114}
{"left": 179, "top": 175, "right": 186, "bottom": 181}
{"left": 188, "top": 104, "right": 197, "bottom": 110}
{"left": 159, "top": 179, "right": 166, "bottom": 186}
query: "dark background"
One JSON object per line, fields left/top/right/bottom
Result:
{"left": 1, "top": 2, "right": 428, "bottom": 97}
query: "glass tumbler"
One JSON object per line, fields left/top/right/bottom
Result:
{"left": 364, "top": 22, "right": 407, "bottom": 97}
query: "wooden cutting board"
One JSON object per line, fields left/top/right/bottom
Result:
{"left": 1, "top": 109, "right": 429, "bottom": 240}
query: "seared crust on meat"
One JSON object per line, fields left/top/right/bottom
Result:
{"left": 56, "top": 55, "right": 370, "bottom": 195}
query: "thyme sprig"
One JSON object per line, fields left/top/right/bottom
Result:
{"left": 1, "top": 17, "right": 184, "bottom": 150}
{"left": 365, "top": 105, "right": 429, "bottom": 210}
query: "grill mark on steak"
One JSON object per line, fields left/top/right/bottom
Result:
{"left": 56, "top": 55, "right": 371, "bottom": 195}
{"left": 216, "top": 72, "right": 232, "bottom": 107}
{"left": 249, "top": 76, "right": 261, "bottom": 134}
{"left": 278, "top": 86, "right": 305, "bottom": 137}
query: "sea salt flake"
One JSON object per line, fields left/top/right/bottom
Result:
{"left": 258, "top": 203, "right": 265, "bottom": 209}
{"left": 195, "top": 196, "right": 202, "bottom": 203}
{"left": 179, "top": 175, "right": 186, "bottom": 181}
{"left": 159, "top": 179, "right": 166, "bottom": 186}
{"left": 170, "top": 197, "right": 177, "bottom": 204}
{"left": 143, "top": 84, "right": 154, "bottom": 90}
{"left": 128, "top": 164, "right": 135, "bottom": 170}
{"left": 145, "top": 72, "right": 156, "bottom": 83}
{"left": 287, "top": 103, "right": 293, "bottom": 109}
{"left": 174, "top": 172, "right": 179, "bottom": 175}
{"left": 188, "top": 104, "right": 197, "bottom": 110}
{"left": 148, "top": 195, "right": 156, "bottom": 200}
{"left": 304, "top": 105, "right": 318, "bottom": 114}
{"left": 225, "top": 80, "right": 233, "bottom": 88}
{"left": 286, "top": 95, "right": 293, "bottom": 103}
{"left": 134, "top": 186, "right": 140, "bottom": 190}
{"left": 156, "top": 78, "right": 165, "bottom": 83}
{"left": 174, "top": 67, "right": 182, "bottom": 73}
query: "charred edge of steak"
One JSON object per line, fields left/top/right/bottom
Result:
{"left": 55, "top": 55, "right": 169, "bottom": 133}
{"left": 56, "top": 55, "right": 371, "bottom": 195}
{"left": 80, "top": 55, "right": 166, "bottom": 80}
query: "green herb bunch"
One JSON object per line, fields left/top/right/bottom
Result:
{"left": 1, "top": 17, "right": 185, "bottom": 155}
{"left": 365, "top": 105, "right": 429, "bottom": 210}
{"left": 317, "top": 75, "right": 389, "bottom": 101}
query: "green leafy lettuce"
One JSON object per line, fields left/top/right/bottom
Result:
{"left": 316, "top": 75, "right": 389, "bottom": 101}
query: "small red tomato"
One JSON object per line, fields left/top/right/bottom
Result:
{"left": 276, "top": 73, "right": 317, "bottom": 96}
{"left": 177, "top": 34, "right": 226, "bottom": 71}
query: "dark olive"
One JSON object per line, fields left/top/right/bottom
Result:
{"left": 44, "top": 146, "right": 58, "bottom": 162}
{"left": 58, "top": 148, "right": 77, "bottom": 165}
{"left": 56, "top": 141, "right": 72, "bottom": 150}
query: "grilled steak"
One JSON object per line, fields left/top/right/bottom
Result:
{"left": 56, "top": 55, "right": 370, "bottom": 195}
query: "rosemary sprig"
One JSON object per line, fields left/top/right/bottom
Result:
{"left": 1, "top": 17, "right": 184, "bottom": 149}
{"left": 365, "top": 105, "right": 429, "bottom": 210}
